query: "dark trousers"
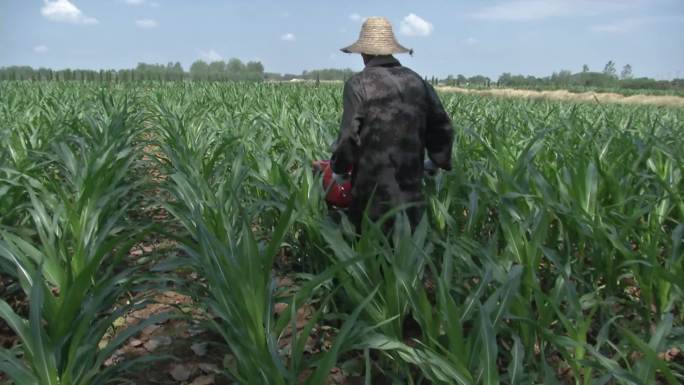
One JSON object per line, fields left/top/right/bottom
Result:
{"left": 348, "top": 200, "right": 424, "bottom": 236}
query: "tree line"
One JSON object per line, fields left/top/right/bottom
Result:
{"left": 0, "top": 62, "right": 353, "bottom": 83}
{"left": 264, "top": 68, "right": 356, "bottom": 82}
{"left": 0, "top": 59, "right": 265, "bottom": 82}
{"left": 2, "top": 59, "right": 682, "bottom": 93}
{"left": 189, "top": 59, "right": 264, "bottom": 82}
{"left": 437, "top": 61, "right": 684, "bottom": 92}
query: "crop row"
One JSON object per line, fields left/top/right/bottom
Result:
{"left": 1, "top": 81, "right": 682, "bottom": 384}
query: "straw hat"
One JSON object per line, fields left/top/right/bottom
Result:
{"left": 341, "top": 17, "right": 412, "bottom": 55}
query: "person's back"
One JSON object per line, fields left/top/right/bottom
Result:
{"left": 330, "top": 17, "right": 454, "bottom": 232}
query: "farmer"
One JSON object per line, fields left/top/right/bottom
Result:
{"left": 330, "top": 17, "right": 455, "bottom": 232}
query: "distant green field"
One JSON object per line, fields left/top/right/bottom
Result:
{"left": 569, "top": 86, "right": 684, "bottom": 97}
{"left": 1, "top": 81, "right": 683, "bottom": 384}
{"left": 529, "top": 85, "right": 684, "bottom": 97}
{"left": 451, "top": 83, "right": 684, "bottom": 97}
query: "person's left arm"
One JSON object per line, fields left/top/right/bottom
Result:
{"left": 330, "top": 78, "right": 364, "bottom": 175}
{"left": 424, "top": 82, "right": 454, "bottom": 171}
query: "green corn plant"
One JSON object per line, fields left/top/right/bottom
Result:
{"left": 154, "top": 98, "right": 375, "bottom": 384}
{"left": 3, "top": 81, "right": 682, "bottom": 384}
{"left": 0, "top": 90, "right": 167, "bottom": 385}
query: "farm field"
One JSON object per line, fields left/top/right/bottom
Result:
{"left": 1, "top": 81, "right": 683, "bottom": 385}
{"left": 437, "top": 87, "right": 684, "bottom": 108}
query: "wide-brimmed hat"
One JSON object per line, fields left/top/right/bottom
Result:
{"left": 341, "top": 17, "right": 412, "bottom": 55}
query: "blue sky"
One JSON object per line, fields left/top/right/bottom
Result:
{"left": 1, "top": 0, "right": 683, "bottom": 79}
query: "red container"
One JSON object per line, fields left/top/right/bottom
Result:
{"left": 312, "top": 160, "right": 352, "bottom": 208}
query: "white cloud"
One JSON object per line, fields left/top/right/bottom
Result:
{"left": 464, "top": 37, "right": 478, "bottom": 45}
{"left": 590, "top": 15, "right": 683, "bottom": 33}
{"left": 199, "top": 49, "right": 222, "bottom": 62}
{"left": 281, "top": 33, "right": 296, "bottom": 41}
{"left": 349, "top": 13, "right": 362, "bottom": 22}
{"left": 136, "top": 19, "right": 159, "bottom": 28}
{"left": 41, "top": 0, "right": 98, "bottom": 25}
{"left": 123, "top": 0, "right": 159, "bottom": 7}
{"left": 590, "top": 19, "right": 640, "bottom": 33}
{"left": 471, "top": 1, "right": 568, "bottom": 21}
{"left": 400, "top": 14, "right": 433, "bottom": 37}
{"left": 470, "top": 0, "right": 644, "bottom": 22}
{"left": 33, "top": 45, "right": 49, "bottom": 54}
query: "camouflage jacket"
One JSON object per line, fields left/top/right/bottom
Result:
{"left": 330, "top": 55, "right": 454, "bottom": 228}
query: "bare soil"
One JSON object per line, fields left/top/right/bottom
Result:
{"left": 437, "top": 86, "right": 684, "bottom": 107}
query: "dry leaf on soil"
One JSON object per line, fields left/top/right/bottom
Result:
{"left": 191, "top": 342, "right": 208, "bottom": 356}
{"left": 169, "top": 363, "right": 192, "bottom": 381}
{"left": 189, "top": 374, "right": 215, "bottom": 385}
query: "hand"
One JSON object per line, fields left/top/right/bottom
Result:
{"left": 332, "top": 172, "right": 350, "bottom": 185}
{"left": 424, "top": 158, "right": 438, "bottom": 176}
